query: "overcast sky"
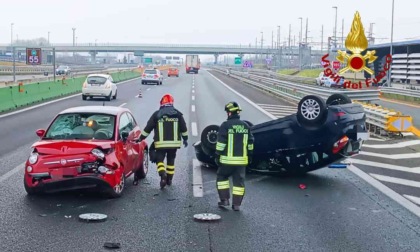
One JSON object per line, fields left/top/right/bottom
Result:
{"left": 1, "top": 0, "right": 419, "bottom": 46}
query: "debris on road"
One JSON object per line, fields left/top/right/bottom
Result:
{"left": 299, "top": 184, "right": 306, "bottom": 190}
{"left": 104, "top": 242, "right": 121, "bottom": 249}
{"left": 39, "top": 214, "right": 47, "bottom": 217}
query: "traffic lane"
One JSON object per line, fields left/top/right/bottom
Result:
{"left": 208, "top": 69, "right": 296, "bottom": 107}
{"left": 0, "top": 78, "right": 143, "bottom": 178}
{"left": 0, "top": 73, "right": 200, "bottom": 251}
{"left": 202, "top": 169, "right": 420, "bottom": 252}
{"left": 375, "top": 99, "right": 420, "bottom": 128}
{"left": 193, "top": 70, "right": 276, "bottom": 134}
{"left": 193, "top": 70, "right": 420, "bottom": 251}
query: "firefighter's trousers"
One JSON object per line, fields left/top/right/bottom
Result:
{"left": 155, "top": 149, "right": 177, "bottom": 180}
{"left": 216, "top": 165, "right": 246, "bottom": 206}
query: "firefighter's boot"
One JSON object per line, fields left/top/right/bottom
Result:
{"left": 159, "top": 172, "right": 167, "bottom": 189}
{"left": 166, "top": 174, "right": 173, "bottom": 186}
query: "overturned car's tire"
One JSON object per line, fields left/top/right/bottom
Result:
{"left": 297, "top": 95, "right": 327, "bottom": 128}
{"left": 326, "top": 93, "right": 352, "bottom": 105}
{"left": 243, "top": 120, "right": 253, "bottom": 127}
{"left": 200, "top": 125, "right": 220, "bottom": 155}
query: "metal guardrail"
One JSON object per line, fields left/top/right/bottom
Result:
{"left": 380, "top": 87, "right": 420, "bottom": 98}
{"left": 0, "top": 67, "right": 135, "bottom": 86}
{"left": 215, "top": 66, "right": 380, "bottom": 102}
{"left": 211, "top": 67, "right": 420, "bottom": 138}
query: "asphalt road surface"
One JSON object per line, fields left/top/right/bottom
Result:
{"left": 0, "top": 69, "right": 419, "bottom": 251}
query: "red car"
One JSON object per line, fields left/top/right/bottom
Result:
{"left": 24, "top": 106, "right": 149, "bottom": 198}
{"left": 168, "top": 67, "right": 179, "bottom": 77}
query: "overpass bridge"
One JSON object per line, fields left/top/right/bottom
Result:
{"left": 0, "top": 43, "right": 324, "bottom": 62}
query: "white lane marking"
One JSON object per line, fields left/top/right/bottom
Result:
{"left": 147, "top": 88, "right": 151, "bottom": 91}
{"left": 191, "top": 122, "right": 198, "bottom": 136}
{"left": 206, "top": 70, "right": 277, "bottom": 120}
{"left": 191, "top": 105, "right": 195, "bottom": 112}
{"left": 0, "top": 77, "right": 141, "bottom": 119}
{"left": 348, "top": 158, "right": 420, "bottom": 173}
{"left": 366, "top": 138, "right": 386, "bottom": 142}
{"left": 192, "top": 159, "right": 203, "bottom": 197}
{"left": 0, "top": 163, "right": 24, "bottom": 183}
{"left": 359, "top": 151, "right": 420, "bottom": 159}
{"left": 192, "top": 95, "right": 195, "bottom": 101}
{"left": 347, "top": 165, "right": 420, "bottom": 218}
{"left": 404, "top": 195, "right": 420, "bottom": 205}
{"left": 363, "top": 140, "right": 420, "bottom": 149}
{"left": 370, "top": 173, "right": 420, "bottom": 188}
{"left": 119, "top": 103, "right": 127, "bottom": 107}
{"left": 192, "top": 90, "right": 195, "bottom": 93}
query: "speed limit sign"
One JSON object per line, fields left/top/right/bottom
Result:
{"left": 26, "top": 48, "right": 42, "bottom": 65}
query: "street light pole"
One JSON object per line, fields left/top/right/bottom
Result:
{"left": 388, "top": 0, "right": 395, "bottom": 87}
{"left": 298, "top": 17, "right": 303, "bottom": 70}
{"left": 72, "top": 27, "right": 76, "bottom": 57}
{"left": 11, "top": 23, "right": 15, "bottom": 83}
{"left": 333, "top": 6, "right": 338, "bottom": 49}
{"left": 48, "top": 31, "right": 50, "bottom": 44}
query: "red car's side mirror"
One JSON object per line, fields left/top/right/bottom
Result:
{"left": 36, "top": 129, "right": 46, "bottom": 138}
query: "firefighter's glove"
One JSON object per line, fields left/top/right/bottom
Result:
{"left": 137, "top": 135, "right": 146, "bottom": 143}
{"left": 183, "top": 140, "right": 188, "bottom": 148}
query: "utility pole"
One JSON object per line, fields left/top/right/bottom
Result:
{"left": 321, "top": 25, "right": 324, "bottom": 54}
{"left": 277, "top": 26, "right": 281, "bottom": 67}
{"left": 333, "top": 6, "right": 338, "bottom": 49}
{"left": 255, "top": 37, "right": 258, "bottom": 61}
{"left": 388, "top": 0, "right": 395, "bottom": 87}
{"left": 298, "top": 17, "right": 303, "bottom": 70}
{"left": 48, "top": 31, "right": 50, "bottom": 44}
{"left": 11, "top": 23, "right": 15, "bottom": 83}
{"left": 261, "top": 32, "right": 264, "bottom": 63}
{"left": 72, "top": 28, "right": 76, "bottom": 57}
{"left": 305, "top": 18, "right": 308, "bottom": 45}
{"left": 272, "top": 30, "right": 274, "bottom": 49}
{"left": 341, "top": 19, "right": 344, "bottom": 48}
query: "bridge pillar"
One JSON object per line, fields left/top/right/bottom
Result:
{"left": 214, "top": 54, "right": 219, "bottom": 64}
{"left": 90, "top": 51, "right": 97, "bottom": 63}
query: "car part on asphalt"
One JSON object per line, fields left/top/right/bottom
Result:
{"left": 79, "top": 213, "right": 108, "bottom": 222}
{"left": 193, "top": 213, "right": 221, "bottom": 222}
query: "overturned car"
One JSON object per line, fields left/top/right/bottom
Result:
{"left": 193, "top": 93, "right": 369, "bottom": 175}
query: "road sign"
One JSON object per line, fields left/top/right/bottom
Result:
{"left": 144, "top": 58, "right": 152, "bottom": 63}
{"left": 26, "top": 48, "right": 42, "bottom": 65}
{"left": 234, "top": 57, "right": 242, "bottom": 65}
{"left": 243, "top": 61, "right": 253, "bottom": 68}
{"left": 134, "top": 51, "right": 144, "bottom": 56}
{"left": 333, "top": 61, "right": 340, "bottom": 70}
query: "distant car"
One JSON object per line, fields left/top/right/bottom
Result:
{"left": 315, "top": 72, "right": 329, "bottom": 86}
{"left": 56, "top": 65, "right": 71, "bottom": 75}
{"left": 141, "top": 69, "right": 163, "bottom": 85}
{"left": 82, "top": 74, "right": 117, "bottom": 101}
{"left": 24, "top": 106, "right": 149, "bottom": 198}
{"left": 168, "top": 67, "right": 179, "bottom": 77}
{"left": 193, "top": 93, "right": 368, "bottom": 176}
{"left": 325, "top": 76, "right": 345, "bottom": 88}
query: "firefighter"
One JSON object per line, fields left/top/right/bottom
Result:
{"left": 215, "top": 101, "right": 254, "bottom": 211}
{"left": 137, "top": 94, "right": 188, "bottom": 189}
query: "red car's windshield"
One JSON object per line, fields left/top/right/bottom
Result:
{"left": 44, "top": 113, "right": 116, "bottom": 140}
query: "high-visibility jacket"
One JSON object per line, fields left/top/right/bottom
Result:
{"left": 215, "top": 114, "right": 254, "bottom": 165}
{"left": 141, "top": 106, "right": 188, "bottom": 149}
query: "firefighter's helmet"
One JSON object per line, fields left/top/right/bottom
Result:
{"left": 224, "top": 101, "right": 242, "bottom": 113}
{"left": 160, "top": 94, "right": 174, "bottom": 106}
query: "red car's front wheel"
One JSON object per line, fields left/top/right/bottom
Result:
{"left": 108, "top": 172, "right": 125, "bottom": 198}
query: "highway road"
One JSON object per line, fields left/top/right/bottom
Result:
{"left": 0, "top": 69, "right": 420, "bottom": 251}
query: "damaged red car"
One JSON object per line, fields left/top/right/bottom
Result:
{"left": 24, "top": 106, "right": 149, "bottom": 198}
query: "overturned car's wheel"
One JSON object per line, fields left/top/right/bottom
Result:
{"left": 326, "top": 93, "right": 352, "bottom": 105}
{"left": 201, "top": 125, "right": 219, "bottom": 156}
{"left": 297, "top": 95, "right": 327, "bottom": 128}
{"left": 243, "top": 120, "right": 253, "bottom": 127}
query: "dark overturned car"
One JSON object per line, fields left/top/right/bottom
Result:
{"left": 193, "top": 93, "right": 369, "bottom": 175}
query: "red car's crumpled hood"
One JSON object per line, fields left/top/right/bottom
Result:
{"left": 32, "top": 140, "right": 113, "bottom": 155}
